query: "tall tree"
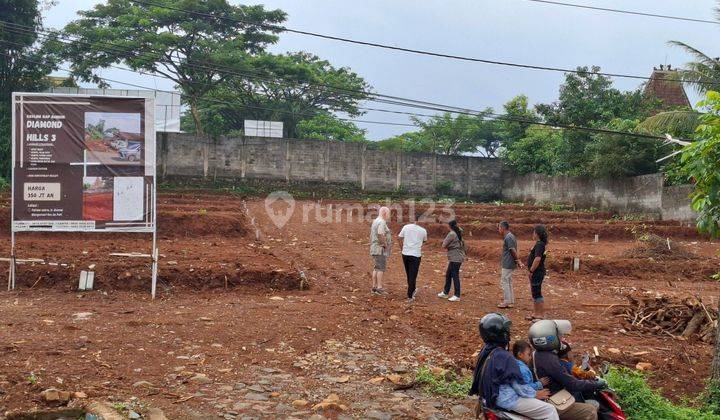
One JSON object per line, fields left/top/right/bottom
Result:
{"left": 62, "top": 0, "right": 286, "bottom": 135}
{"left": 584, "top": 119, "right": 664, "bottom": 178}
{"left": 496, "top": 94, "right": 539, "bottom": 149}
{"left": 409, "top": 111, "right": 500, "bottom": 156}
{"left": 295, "top": 113, "right": 366, "bottom": 142}
{"left": 502, "top": 125, "right": 561, "bottom": 175}
{"left": 190, "top": 52, "right": 370, "bottom": 138}
{"left": 669, "top": 40, "right": 720, "bottom": 94}
{"left": 676, "top": 91, "right": 720, "bottom": 390}
{"left": 640, "top": 3, "right": 720, "bottom": 137}
{"left": 375, "top": 132, "right": 427, "bottom": 153}
{"left": 534, "top": 66, "right": 656, "bottom": 175}
{"left": 0, "top": 0, "right": 59, "bottom": 177}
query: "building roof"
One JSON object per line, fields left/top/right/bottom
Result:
{"left": 643, "top": 65, "right": 691, "bottom": 110}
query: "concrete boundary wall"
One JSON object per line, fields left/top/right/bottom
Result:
{"left": 502, "top": 173, "right": 697, "bottom": 221}
{"left": 158, "top": 133, "right": 696, "bottom": 220}
{"left": 159, "top": 133, "right": 504, "bottom": 199}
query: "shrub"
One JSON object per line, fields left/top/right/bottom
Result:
{"left": 415, "top": 366, "right": 471, "bottom": 398}
{"left": 435, "top": 180, "right": 454, "bottom": 196}
{"left": 606, "top": 367, "right": 720, "bottom": 419}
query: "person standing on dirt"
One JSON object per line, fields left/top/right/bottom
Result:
{"left": 438, "top": 219, "right": 465, "bottom": 302}
{"left": 370, "top": 206, "right": 392, "bottom": 295}
{"left": 526, "top": 225, "right": 549, "bottom": 321}
{"left": 398, "top": 218, "right": 427, "bottom": 301}
{"left": 498, "top": 221, "right": 523, "bottom": 308}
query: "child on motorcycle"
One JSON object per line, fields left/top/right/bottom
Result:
{"left": 513, "top": 340, "right": 551, "bottom": 390}
{"left": 558, "top": 341, "right": 598, "bottom": 381}
{"left": 470, "top": 313, "right": 559, "bottom": 420}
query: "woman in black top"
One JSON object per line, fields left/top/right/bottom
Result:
{"left": 526, "top": 225, "right": 548, "bottom": 321}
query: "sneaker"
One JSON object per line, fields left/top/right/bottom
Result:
{"left": 437, "top": 292, "right": 449, "bottom": 298}
{"left": 448, "top": 296, "right": 460, "bottom": 302}
{"left": 412, "top": 289, "right": 418, "bottom": 299}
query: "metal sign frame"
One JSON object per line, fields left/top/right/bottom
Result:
{"left": 9, "top": 92, "right": 159, "bottom": 298}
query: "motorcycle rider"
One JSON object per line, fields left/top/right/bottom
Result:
{"left": 529, "top": 320, "right": 607, "bottom": 420}
{"left": 470, "top": 313, "right": 558, "bottom": 420}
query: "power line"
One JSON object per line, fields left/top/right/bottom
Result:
{"left": 3, "top": 33, "right": 679, "bottom": 141}
{"left": 0, "top": 21, "right": 475, "bottom": 114}
{"left": 3, "top": 17, "right": 710, "bottom": 128}
{"left": 524, "top": 0, "right": 718, "bottom": 25}
{"left": 0, "top": 26, "right": 686, "bottom": 141}
{"left": 0, "top": 48, "right": 416, "bottom": 129}
{"left": 127, "top": 0, "right": 699, "bottom": 86}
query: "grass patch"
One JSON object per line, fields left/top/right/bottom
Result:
{"left": 606, "top": 367, "right": 720, "bottom": 420}
{"left": 415, "top": 366, "right": 472, "bottom": 398}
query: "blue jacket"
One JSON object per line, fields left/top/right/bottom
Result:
{"left": 517, "top": 359, "right": 544, "bottom": 390}
{"left": 470, "top": 344, "right": 525, "bottom": 409}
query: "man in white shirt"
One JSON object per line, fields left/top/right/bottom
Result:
{"left": 370, "top": 206, "right": 392, "bottom": 295}
{"left": 398, "top": 219, "right": 427, "bottom": 301}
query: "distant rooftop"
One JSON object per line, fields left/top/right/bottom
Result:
{"left": 643, "top": 64, "right": 691, "bottom": 110}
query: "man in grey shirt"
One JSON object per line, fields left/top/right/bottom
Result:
{"left": 370, "top": 206, "right": 392, "bottom": 295}
{"left": 498, "top": 220, "right": 523, "bottom": 308}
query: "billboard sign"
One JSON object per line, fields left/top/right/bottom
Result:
{"left": 12, "top": 93, "right": 156, "bottom": 232}
{"left": 244, "top": 119, "right": 283, "bottom": 138}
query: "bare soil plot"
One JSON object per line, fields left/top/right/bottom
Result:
{"left": 0, "top": 192, "right": 718, "bottom": 419}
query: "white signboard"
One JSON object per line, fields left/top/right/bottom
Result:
{"left": 244, "top": 120, "right": 283, "bottom": 138}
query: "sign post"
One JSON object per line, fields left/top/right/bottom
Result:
{"left": 10, "top": 93, "right": 158, "bottom": 297}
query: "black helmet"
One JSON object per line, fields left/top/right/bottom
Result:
{"left": 479, "top": 313, "right": 512, "bottom": 345}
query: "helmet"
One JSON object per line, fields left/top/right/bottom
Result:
{"left": 529, "top": 320, "right": 572, "bottom": 351}
{"left": 479, "top": 313, "right": 512, "bottom": 345}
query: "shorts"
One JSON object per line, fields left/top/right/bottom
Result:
{"left": 530, "top": 270, "right": 545, "bottom": 302}
{"left": 372, "top": 254, "right": 387, "bottom": 271}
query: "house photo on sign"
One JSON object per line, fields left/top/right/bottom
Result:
{"left": 84, "top": 112, "right": 144, "bottom": 165}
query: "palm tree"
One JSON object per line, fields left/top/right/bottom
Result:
{"left": 668, "top": 40, "right": 720, "bottom": 94}
{"left": 638, "top": 8, "right": 720, "bottom": 138}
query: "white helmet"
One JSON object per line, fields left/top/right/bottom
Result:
{"left": 528, "top": 320, "right": 572, "bottom": 351}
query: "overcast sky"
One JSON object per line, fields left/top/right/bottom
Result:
{"left": 43, "top": 0, "right": 719, "bottom": 140}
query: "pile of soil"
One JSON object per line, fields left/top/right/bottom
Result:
{"left": 615, "top": 293, "right": 717, "bottom": 342}
{"left": 625, "top": 234, "right": 697, "bottom": 260}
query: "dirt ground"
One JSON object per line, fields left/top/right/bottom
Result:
{"left": 0, "top": 191, "right": 718, "bottom": 419}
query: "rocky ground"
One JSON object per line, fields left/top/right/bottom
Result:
{"left": 1, "top": 192, "right": 718, "bottom": 419}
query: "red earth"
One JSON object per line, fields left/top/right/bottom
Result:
{"left": 0, "top": 190, "right": 718, "bottom": 418}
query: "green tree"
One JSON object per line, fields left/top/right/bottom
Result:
{"left": 585, "top": 119, "right": 665, "bottom": 178}
{"left": 534, "top": 66, "right": 657, "bottom": 176}
{"left": 375, "top": 132, "right": 427, "bottom": 152}
{"left": 0, "top": 0, "right": 59, "bottom": 177}
{"left": 410, "top": 111, "right": 499, "bottom": 156}
{"left": 296, "top": 114, "right": 366, "bottom": 142}
{"left": 62, "top": 0, "right": 286, "bottom": 135}
{"left": 190, "top": 52, "right": 370, "bottom": 138}
{"left": 675, "top": 91, "right": 720, "bottom": 398}
{"left": 638, "top": 3, "right": 720, "bottom": 138}
{"left": 502, "top": 125, "right": 562, "bottom": 175}
{"left": 496, "top": 94, "right": 539, "bottom": 148}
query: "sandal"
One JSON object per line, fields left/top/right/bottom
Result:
{"left": 497, "top": 303, "right": 513, "bottom": 309}
{"left": 525, "top": 315, "right": 544, "bottom": 322}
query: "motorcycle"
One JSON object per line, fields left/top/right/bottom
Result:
{"left": 588, "top": 361, "right": 627, "bottom": 420}
{"left": 477, "top": 361, "right": 627, "bottom": 420}
{"left": 478, "top": 391, "right": 626, "bottom": 420}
